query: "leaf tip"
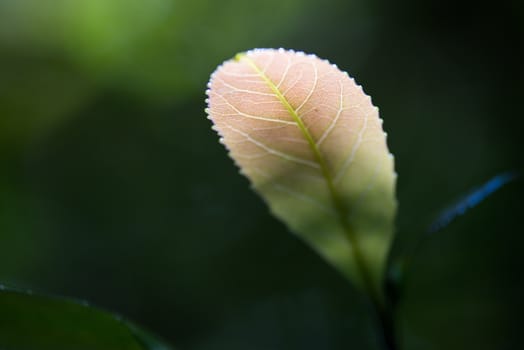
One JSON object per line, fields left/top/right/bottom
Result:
{"left": 234, "top": 52, "right": 246, "bottom": 62}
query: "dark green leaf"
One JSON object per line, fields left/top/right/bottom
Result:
{"left": 0, "top": 287, "right": 173, "bottom": 350}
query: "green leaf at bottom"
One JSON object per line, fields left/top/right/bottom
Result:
{"left": 0, "top": 287, "right": 173, "bottom": 350}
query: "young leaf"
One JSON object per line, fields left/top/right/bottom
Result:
{"left": 206, "top": 49, "right": 397, "bottom": 301}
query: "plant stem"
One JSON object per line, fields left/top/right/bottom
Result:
{"left": 347, "top": 237, "right": 398, "bottom": 350}
{"left": 370, "top": 271, "right": 400, "bottom": 350}
{"left": 376, "top": 299, "right": 398, "bottom": 350}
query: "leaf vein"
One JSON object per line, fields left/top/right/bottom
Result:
{"left": 226, "top": 124, "right": 320, "bottom": 169}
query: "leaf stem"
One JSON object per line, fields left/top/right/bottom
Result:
{"left": 375, "top": 291, "right": 398, "bottom": 350}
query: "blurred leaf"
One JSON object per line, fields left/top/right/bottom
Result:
{"left": 207, "top": 49, "right": 397, "bottom": 301}
{"left": 0, "top": 287, "right": 174, "bottom": 350}
{"left": 0, "top": 0, "right": 309, "bottom": 101}
{"left": 125, "top": 322, "right": 173, "bottom": 350}
{"left": 428, "top": 171, "right": 519, "bottom": 233}
{"left": 0, "top": 61, "right": 92, "bottom": 152}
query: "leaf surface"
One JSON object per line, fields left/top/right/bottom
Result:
{"left": 0, "top": 287, "right": 174, "bottom": 350}
{"left": 206, "top": 49, "right": 397, "bottom": 300}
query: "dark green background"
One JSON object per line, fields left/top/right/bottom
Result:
{"left": 1, "top": 0, "right": 522, "bottom": 349}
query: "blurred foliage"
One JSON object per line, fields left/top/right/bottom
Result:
{"left": 0, "top": 0, "right": 522, "bottom": 349}
{"left": 0, "top": 0, "right": 306, "bottom": 150}
{"left": 0, "top": 287, "right": 173, "bottom": 350}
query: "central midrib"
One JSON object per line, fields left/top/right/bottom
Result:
{"left": 238, "top": 53, "right": 381, "bottom": 303}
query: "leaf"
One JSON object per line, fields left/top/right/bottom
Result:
{"left": 206, "top": 48, "right": 397, "bottom": 301}
{"left": 0, "top": 0, "right": 308, "bottom": 102}
{"left": 0, "top": 286, "right": 174, "bottom": 350}
{"left": 428, "top": 171, "right": 519, "bottom": 233}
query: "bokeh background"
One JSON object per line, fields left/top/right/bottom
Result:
{"left": 1, "top": 0, "right": 523, "bottom": 349}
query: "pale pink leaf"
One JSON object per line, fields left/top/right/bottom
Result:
{"left": 206, "top": 48, "right": 397, "bottom": 300}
